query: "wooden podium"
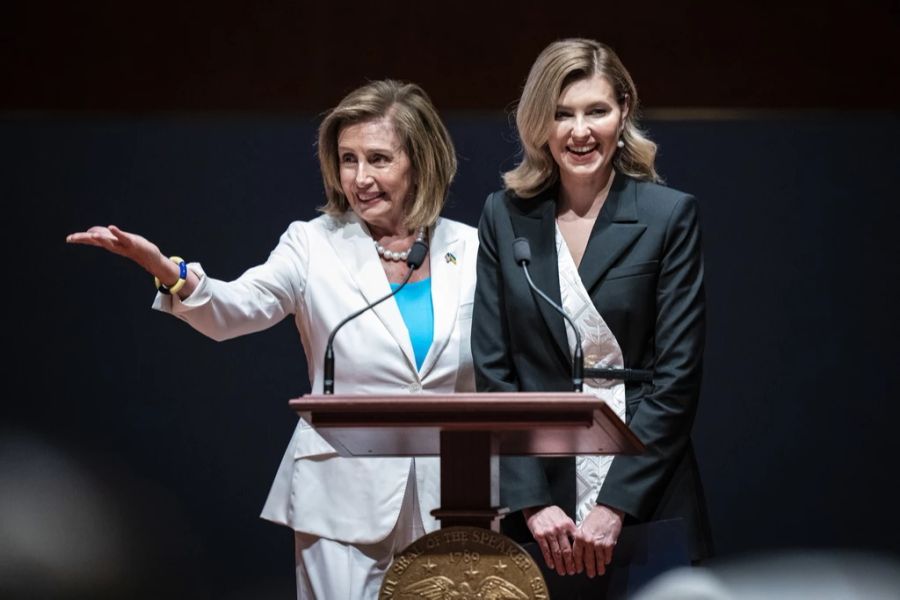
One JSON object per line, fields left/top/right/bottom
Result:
{"left": 289, "top": 392, "right": 644, "bottom": 531}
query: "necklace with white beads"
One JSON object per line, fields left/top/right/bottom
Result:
{"left": 374, "top": 226, "right": 427, "bottom": 262}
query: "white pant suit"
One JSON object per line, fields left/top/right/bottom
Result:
{"left": 154, "top": 212, "right": 479, "bottom": 598}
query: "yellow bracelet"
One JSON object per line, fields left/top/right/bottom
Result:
{"left": 154, "top": 256, "right": 187, "bottom": 295}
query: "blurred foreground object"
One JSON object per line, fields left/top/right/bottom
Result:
{"left": 0, "top": 430, "right": 202, "bottom": 599}
{"left": 634, "top": 549, "right": 900, "bottom": 600}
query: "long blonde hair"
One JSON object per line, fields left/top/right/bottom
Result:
{"left": 503, "top": 38, "right": 661, "bottom": 198}
{"left": 318, "top": 80, "right": 457, "bottom": 230}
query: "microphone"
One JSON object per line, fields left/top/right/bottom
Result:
{"left": 323, "top": 239, "right": 428, "bottom": 395}
{"left": 513, "top": 237, "right": 584, "bottom": 393}
{"left": 513, "top": 237, "right": 654, "bottom": 389}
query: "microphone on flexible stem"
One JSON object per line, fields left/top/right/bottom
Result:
{"left": 513, "top": 237, "right": 584, "bottom": 393}
{"left": 513, "top": 238, "right": 654, "bottom": 387}
{"left": 323, "top": 239, "right": 429, "bottom": 395}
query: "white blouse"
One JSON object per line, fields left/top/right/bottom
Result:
{"left": 555, "top": 223, "right": 627, "bottom": 525}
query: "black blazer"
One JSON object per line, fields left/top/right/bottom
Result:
{"left": 472, "top": 174, "right": 713, "bottom": 560}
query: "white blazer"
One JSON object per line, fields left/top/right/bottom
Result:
{"left": 154, "top": 212, "right": 478, "bottom": 544}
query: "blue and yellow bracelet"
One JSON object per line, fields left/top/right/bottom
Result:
{"left": 154, "top": 256, "right": 187, "bottom": 295}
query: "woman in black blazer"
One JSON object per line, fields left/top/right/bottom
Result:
{"left": 472, "top": 38, "right": 712, "bottom": 588}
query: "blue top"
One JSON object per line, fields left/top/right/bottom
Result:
{"left": 390, "top": 278, "right": 434, "bottom": 371}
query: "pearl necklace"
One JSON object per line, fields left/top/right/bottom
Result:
{"left": 374, "top": 226, "right": 427, "bottom": 262}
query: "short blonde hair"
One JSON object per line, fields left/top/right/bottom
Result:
{"left": 503, "top": 38, "right": 661, "bottom": 198}
{"left": 318, "top": 80, "right": 457, "bottom": 230}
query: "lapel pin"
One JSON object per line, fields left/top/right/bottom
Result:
{"left": 444, "top": 252, "right": 457, "bottom": 265}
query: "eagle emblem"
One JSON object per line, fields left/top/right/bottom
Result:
{"left": 399, "top": 574, "right": 529, "bottom": 599}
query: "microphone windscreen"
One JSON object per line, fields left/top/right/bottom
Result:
{"left": 406, "top": 239, "right": 429, "bottom": 268}
{"left": 513, "top": 238, "right": 532, "bottom": 265}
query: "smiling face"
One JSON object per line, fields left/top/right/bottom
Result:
{"left": 548, "top": 73, "right": 628, "bottom": 186}
{"left": 338, "top": 117, "right": 414, "bottom": 237}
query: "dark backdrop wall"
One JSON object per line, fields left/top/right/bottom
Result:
{"left": 2, "top": 2, "right": 898, "bottom": 599}
{"left": 5, "top": 1, "right": 899, "bottom": 111}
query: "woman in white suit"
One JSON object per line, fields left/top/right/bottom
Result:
{"left": 67, "top": 80, "right": 479, "bottom": 599}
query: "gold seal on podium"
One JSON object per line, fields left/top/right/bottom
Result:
{"left": 379, "top": 526, "right": 549, "bottom": 599}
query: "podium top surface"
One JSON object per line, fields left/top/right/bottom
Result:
{"left": 289, "top": 392, "right": 645, "bottom": 457}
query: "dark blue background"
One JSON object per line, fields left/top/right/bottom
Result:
{"left": 2, "top": 112, "right": 898, "bottom": 598}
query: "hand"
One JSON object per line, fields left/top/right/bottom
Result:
{"left": 572, "top": 504, "right": 623, "bottom": 578}
{"left": 523, "top": 505, "right": 578, "bottom": 576}
{"left": 67, "top": 225, "right": 164, "bottom": 274}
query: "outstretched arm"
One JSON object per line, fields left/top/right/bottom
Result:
{"left": 67, "top": 225, "right": 199, "bottom": 299}
{"left": 68, "top": 222, "right": 307, "bottom": 341}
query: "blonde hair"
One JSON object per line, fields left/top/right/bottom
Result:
{"left": 503, "top": 38, "right": 661, "bottom": 198}
{"left": 318, "top": 80, "right": 457, "bottom": 230}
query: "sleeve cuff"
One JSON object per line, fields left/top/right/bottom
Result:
{"left": 151, "top": 262, "right": 210, "bottom": 314}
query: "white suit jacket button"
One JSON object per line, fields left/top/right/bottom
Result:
{"left": 408, "top": 382, "right": 422, "bottom": 393}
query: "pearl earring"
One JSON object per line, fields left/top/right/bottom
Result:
{"left": 616, "top": 139, "right": 625, "bottom": 148}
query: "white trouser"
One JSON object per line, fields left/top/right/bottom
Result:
{"left": 293, "top": 462, "right": 426, "bottom": 600}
